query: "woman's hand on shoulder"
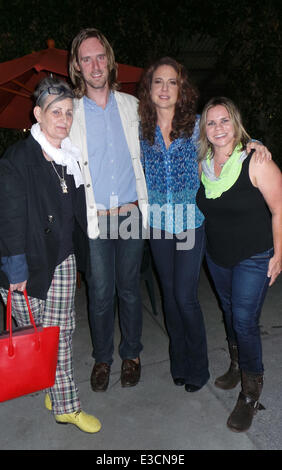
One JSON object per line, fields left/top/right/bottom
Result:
{"left": 246, "top": 141, "right": 272, "bottom": 163}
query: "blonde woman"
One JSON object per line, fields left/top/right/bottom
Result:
{"left": 197, "top": 96, "right": 282, "bottom": 432}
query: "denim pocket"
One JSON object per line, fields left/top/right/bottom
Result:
{"left": 250, "top": 248, "right": 274, "bottom": 260}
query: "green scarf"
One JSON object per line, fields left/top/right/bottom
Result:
{"left": 201, "top": 144, "right": 247, "bottom": 199}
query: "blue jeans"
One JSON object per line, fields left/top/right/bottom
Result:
{"left": 149, "top": 223, "right": 209, "bottom": 387}
{"left": 86, "top": 210, "right": 144, "bottom": 365}
{"left": 206, "top": 248, "right": 273, "bottom": 375}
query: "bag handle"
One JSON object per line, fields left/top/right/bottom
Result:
{"left": 6, "top": 289, "right": 40, "bottom": 356}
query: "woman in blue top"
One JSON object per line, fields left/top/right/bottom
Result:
{"left": 138, "top": 57, "right": 209, "bottom": 392}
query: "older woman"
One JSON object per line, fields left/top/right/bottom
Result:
{"left": 197, "top": 96, "right": 282, "bottom": 432}
{"left": 0, "top": 77, "right": 101, "bottom": 433}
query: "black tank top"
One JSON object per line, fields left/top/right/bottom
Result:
{"left": 196, "top": 153, "right": 273, "bottom": 267}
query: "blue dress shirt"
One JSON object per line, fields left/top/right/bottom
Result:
{"left": 83, "top": 92, "right": 138, "bottom": 210}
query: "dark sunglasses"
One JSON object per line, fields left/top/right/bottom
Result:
{"left": 36, "top": 86, "right": 71, "bottom": 105}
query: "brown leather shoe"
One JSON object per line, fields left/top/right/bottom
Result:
{"left": 121, "top": 359, "right": 141, "bottom": 387}
{"left": 91, "top": 362, "right": 110, "bottom": 392}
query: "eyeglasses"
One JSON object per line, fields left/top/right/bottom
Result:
{"left": 36, "top": 86, "right": 68, "bottom": 105}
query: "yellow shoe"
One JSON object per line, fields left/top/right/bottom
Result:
{"left": 45, "top": 393, "right": 52, "bottom": 411}
{"left": 55, "top": 411, "right": 102, "bottom": 433}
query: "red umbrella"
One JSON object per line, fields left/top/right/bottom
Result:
{"left": 0, "top": 41, "right": 143, "bottom": 129}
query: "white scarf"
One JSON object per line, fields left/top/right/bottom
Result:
{"left": 30, "top": 123, "right": 84, "bottom": 188}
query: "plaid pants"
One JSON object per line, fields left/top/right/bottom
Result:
{"left": 0, "top": 254, "right": 81, "bottom": 415}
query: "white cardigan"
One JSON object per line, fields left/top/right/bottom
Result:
{"left": 70, "top": 91, "right": 148, "bottom": 239}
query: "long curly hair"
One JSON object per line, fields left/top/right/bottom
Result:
{"left": 138, "top": 57, "right": 198, "bottom": 145}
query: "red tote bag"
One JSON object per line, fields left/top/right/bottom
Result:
{"left": 0, "top": 289, "right": 60, "bottom": 402}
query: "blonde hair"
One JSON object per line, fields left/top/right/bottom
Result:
{"left": 69, "top": 28, "right": 119, "bottom": 98}
{"left": 198, "top": 96, "right": 251, "bottom": 162}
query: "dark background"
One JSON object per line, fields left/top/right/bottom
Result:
{"left": 0, "top": 0, "right": 281, "bottom": 167}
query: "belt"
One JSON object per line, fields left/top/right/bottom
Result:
{"left": 97, "top": 200, "right": 138, "bottom": 216}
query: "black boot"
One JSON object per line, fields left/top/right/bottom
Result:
{"left": 215, "top": 343, "right": 240, "bottom": 390}
{"left": 227, "top": 371, "right": 265, "bottom": 432}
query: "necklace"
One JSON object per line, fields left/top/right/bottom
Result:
{"left": 50, "top": 161, "right": 68, "bottom": 193}
{"left": 214, "top": 159, "right": 227, "bottom": 168}
{"left": 215, "top": 152, "right": 232, "bottom": 168}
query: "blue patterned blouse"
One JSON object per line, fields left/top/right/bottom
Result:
{"left": 140, "top": 117, "right": 204, "bottom": 233}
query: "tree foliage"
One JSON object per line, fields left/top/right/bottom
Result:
{"left": 0, "top": 0, "right": 193, "bottom": 65}
{"left": 0, "top": 0, "right": 281, "bottom": 167}
{"left": 193, "top": 0, "right": 282, "bottom": 164}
